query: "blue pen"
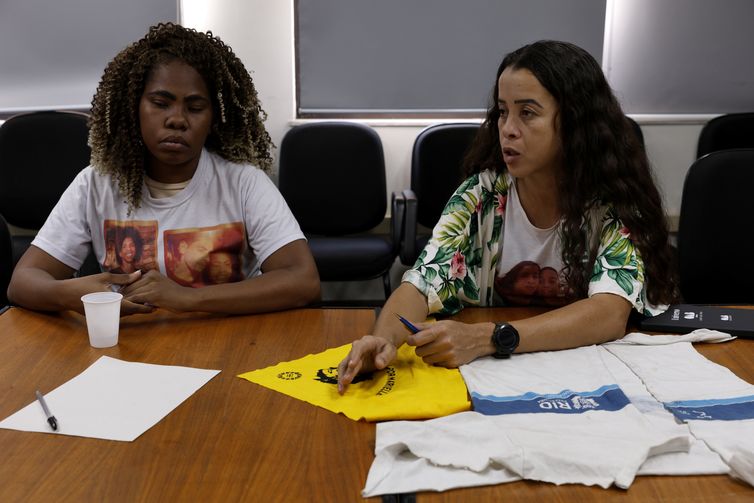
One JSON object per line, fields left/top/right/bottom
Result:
{"left": 395, "top": 313, "right": 420, "bottom": 334}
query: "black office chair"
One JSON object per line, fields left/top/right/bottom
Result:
{"left": 278, "top": 122, "right": 399, "bottom": 302}
{"left": 677, "top": 148, "right": 754, "bottom": 304}
{"left": 395, "top": 123, "right": 479, "bottom": 266}
{"left": 0, "top": 111, "right": 99, "bottom": 275}
{"left": 0, "top": 213, "right": 12, "bottom": 307}
{"left": 697, "top": 112, "right": 754, "bottom": 158}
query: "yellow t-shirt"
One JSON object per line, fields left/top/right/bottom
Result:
{"left": 238, "top": 343, "right": 470, "bottom": 421}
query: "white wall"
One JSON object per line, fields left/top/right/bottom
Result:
{"left": 182, "top": 0, "right": 705, "bottom": 226}
{"left": 181, "top": 0, "right": 295, "bottom": 168}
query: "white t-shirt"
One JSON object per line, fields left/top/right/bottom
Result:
{"left": 495, "top": 181, "right": 566, "bottom": 306}
{"left": 33, "top": 149, "right": 305, "bottom": 287}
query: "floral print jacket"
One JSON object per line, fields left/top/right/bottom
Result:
{"left": 402, "top": 169, "right": 664, "bottom": 317}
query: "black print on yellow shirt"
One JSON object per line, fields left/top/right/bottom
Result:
{"left": 376, "top": 367, "right": 396, "bottom": 396}
{"left": 277, "top": 371, "right": 302, "bottom": 380}
{"left": 314, "top": 367, "right": 373, "bottom": 385}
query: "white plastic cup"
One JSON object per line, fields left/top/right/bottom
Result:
{"left": 81, "top": 292, "right": 123, "bottom": 348}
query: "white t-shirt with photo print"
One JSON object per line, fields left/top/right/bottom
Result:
{"left": 495, "top": 181, "right": 567, "bottom": 306}
{"left": 32, "top": 149, "right": 305, "bottom": 287}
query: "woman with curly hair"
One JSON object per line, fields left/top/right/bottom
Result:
{"left": 338, "top": 40, "right": 677, "bottom": 392}
{"left": 8, "top": 23, "right": 320, "bottom": 315}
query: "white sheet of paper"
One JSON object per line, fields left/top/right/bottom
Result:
{"left": 0, "top": 356, "right": 220, "bottom": 441}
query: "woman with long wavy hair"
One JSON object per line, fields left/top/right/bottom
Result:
{"left": 337, "top": 40, "right": 677, "bottom": 392}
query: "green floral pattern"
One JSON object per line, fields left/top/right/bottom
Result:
{"left": 402, "top": 170, "right": 662, "bottom": 317}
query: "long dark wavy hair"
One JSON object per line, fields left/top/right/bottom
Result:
{"left": 463, "top": 40, "right": 678, "bottom": 305}
{"left": 89, "top": 22, "right": 273, "bottom": 213}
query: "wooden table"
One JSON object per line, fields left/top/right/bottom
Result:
{"left": 0, "top": 306, "right": 752, "bottom": 502}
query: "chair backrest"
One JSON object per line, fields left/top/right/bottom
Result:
{"left": 677, "top": 148, "right": 754, "bottom": 303}
{"left": 278, "top": 122, "right": 386, "bottom": 235}
{"left": 0, "top": 213, "right": 12, "bottom": 306}
{"left": 697, "top": 112, "right": 754, "bottom": 158}
{"left": 0, "top": 111, "right": 91, "bottom": 229}
{"left": 411, "top": 123, "right": 479, "bottom": 229}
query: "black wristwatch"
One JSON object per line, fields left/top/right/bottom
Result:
{"left": 491, "top": 323, "right": 520, "bottom": 359}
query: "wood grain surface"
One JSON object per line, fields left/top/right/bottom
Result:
{"left": 0, "top": 306, "right": 751, "bottom": 502}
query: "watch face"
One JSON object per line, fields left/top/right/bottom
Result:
{"left": 493, "top": 323, "right": 519, "bottom": 358}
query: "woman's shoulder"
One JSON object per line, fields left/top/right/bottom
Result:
{"left": 459, "top": 168, "right": 510, "bottom": 193}
{"left": 47, "top": 165, "right": 120, "bottom": 215}
{"left": 583, "top": 203, "right": 630, "bottom": 241}
{"left": 205, "top": 150, "right": 266, "bottom": 181}
{"left": 202, "top": 151, "right": 279, "bottom": 206}
{"left": 589, "top": 203, "right": 621, "bottom": 225}
{"left": 75, "top": 165, "right": 96, "bottom": 180}
{"left": 482, "top": 169, "right": 511, "bottom": 199}
{"left": 75, "top": 165, "right": 114, "bottom": 190}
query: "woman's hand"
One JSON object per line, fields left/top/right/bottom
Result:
{"left": 73, "top": 270, "right": 154, "bottom": 315}
{"left": 407, "top": 320, "right": 495, "bottom": 368}
{"left": 337, "top": 335, "right": 397, "bottom": 394}
{"left": 336, "top": 283, "right": 433, "bottom": 394}
{"left": 121, "top": 269, "right": 196, "bottom": 312}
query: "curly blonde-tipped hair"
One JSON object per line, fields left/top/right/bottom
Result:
{"left": 89, "top": 22, "right": 273, "bottom": 213}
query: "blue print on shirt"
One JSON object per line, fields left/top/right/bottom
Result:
{"left": 471, "top": 384, "right": 630, "bottom": 415}
{"left": 664, "top": 394, "right": 754, "bottom": 421}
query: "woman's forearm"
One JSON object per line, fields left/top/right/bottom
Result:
{"left": 513, "top": 293, "right": 632, "bottom": 353}
{"left": 372, "top": 283, "right": 430, "bottom": 346}
{"left": 8, "top": 246, "right": 83, "bottom": 312}
{"left": 178, "top": 264, "right": 320, "bottom": 314}
{"left": 9, "top": 268, "right": 81, "bottom": 312}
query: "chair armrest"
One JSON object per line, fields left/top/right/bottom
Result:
{"left": 390, "top": 191, "right": 405, "bottom": 255}
{"left": 399, "top": 189, "right": 418, "bottom": 265}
